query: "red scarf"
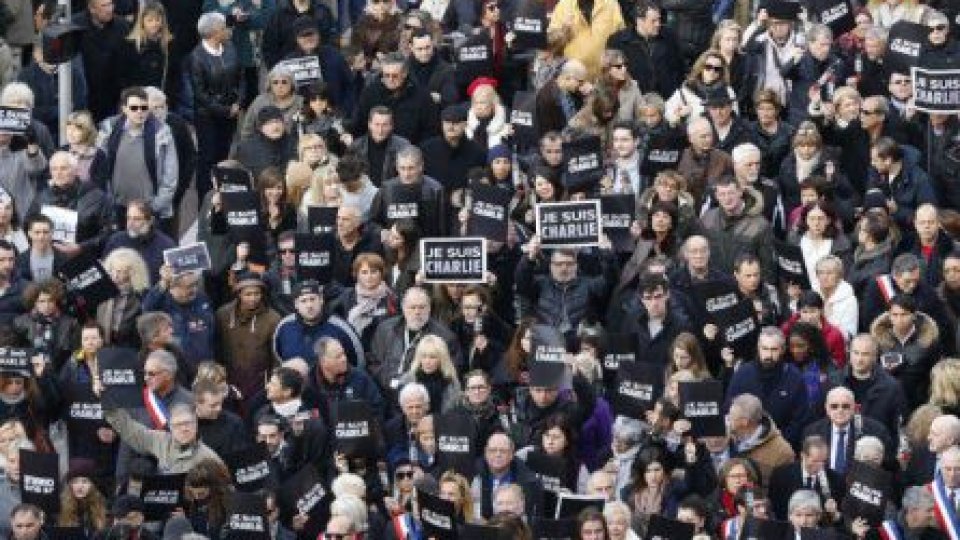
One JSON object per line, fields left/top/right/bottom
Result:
{"left": 721, "top": 490, "right": 738, "bottom": 518}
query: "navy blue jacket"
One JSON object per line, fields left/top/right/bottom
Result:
{"left": 725, "top": 360, "right": 811, "bottom": 448}
{"left": 142, "top": 286, "right": 216, "bottom": 371}
{"left": 272, "top": 312, "right": 365, "bottom": 368}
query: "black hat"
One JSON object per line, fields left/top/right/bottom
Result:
{"left": 704, "top": 86, "right": 734, "bottom": 108}
{"left": 766, "top": 0, "right": 801, "bottom": 21}
{"left": 292, "top": 279, "right": 322, "bottom": 298}
{"left": 440, "top": 104, "right": 468, "bottom": 123}
{"left": 257, "top": 105, "right": 285, "bottom": 127}
{"left": 111, "top": 495, "right": 145, "bottom": 517}
{"left": 292, "top": 16, "right": 319, "bottom": 37}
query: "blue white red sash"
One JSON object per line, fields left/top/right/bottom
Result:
{"left": 879, "top": 519, "right": 904, "bottom": 540}
{"left": 392, "top": 513, "right": 421, "bottom": 540}
{"left": 143, "top": 387, "right": 170, "bottom": 429}
{"left": 721, "top": 517, "right": 738, "bottom": 540}
{"left": 930, "top": 473, "right": 960, "bottom": 539}
{"left": 876, "top": 275, "right": 898, "bottom": 303}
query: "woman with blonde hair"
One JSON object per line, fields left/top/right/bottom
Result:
{"left": 284, "top": 161, "right": 314, "bottom": 208}
{"left": 666, "top": 332, "right": 711, "bottom": 381}
{"left": 466, "top": 82, "right": 510, "bottom": 152}
{"left": 62, "top": 111, "right": 108, "bottom": 187}
{"left": 868, "top": 0, "right": 926, "bottom": 28}
{"left": 398, "top": 334, "right": 462, "bottom": 414}
{"left": 98, "top": 247, "right": 150, "bottom": 348}
{"left": 118, "top": 2, "right": 174, "bottom": 92}
{"left": 439, "top": 471, "right": 475, "bottom": 523}
{"left": 58, "top": 462, "right": 109, "bottom": 535}
{"left": 710, "top": 21, "right": 748, "bottom": 114}
{"left": 299, "top": 167, "right": 342, "bottom": 217}
{"left": 665, "top": 49, "right": 738, "bottom": 126}
{"left": 828, "top": 86, "right": 864, "bottom": 125}
{"left": 929, "top": 359, "right": 960, "bottom": 413}
{"left": 298, "top": 133, "right": 338, "bottom": 182}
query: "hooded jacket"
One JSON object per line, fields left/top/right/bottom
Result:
{"left": 733, "top": 414, "right": 796, "bottom": 484}
{"left": 698, "top": 189, "right": 775, "bottom": 281}
{"left": 870, "top": 311, "right": 940, "bottom": 409}
{"left": 0, "top": 146, "right": 46, "bottom": 223}
{"left": 817, "top": 280, "right": 858, "bottom": 340}
{"left": 103, "top": 227, "right": 177, "bottom": 284}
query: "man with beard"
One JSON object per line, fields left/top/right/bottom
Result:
{"left": 310, "top": 337, "right": 385, "bottom": 423}
{"left": 272, "top": 280, "right": 364, "bottom": 368}
{"left": 103, "top": 199, "right": 177, "bottom": 285}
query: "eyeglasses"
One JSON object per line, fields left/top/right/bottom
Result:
{"left": 395, "top": 470, "right": 415, "bottom": 479}
{"left": 467, "top": 385, "right": 489, "bottom": 392}
{"left": 127, "top": 105, "right": 149, "bottom": 112}
{"left": 271, "top": 79, "right": 291, "bottom": 85}
{"left": 828, "top": 403, "right": 853, "bottom": 410}
{"left": 703, "top": 64, "right": 723, "bottom": 72}
{"left": 860, "top": 109, "right": 883, "bottom": 116}
{"left": 609, "top": 63, "right": 625, "bottom": 69}
{"left": 929, "top": 24, "right": 947, "bottom": 32}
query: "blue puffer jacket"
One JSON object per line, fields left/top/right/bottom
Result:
{"left": 142, "top": 287, "right": 216, "bottom": 371}
{"left": 272, "top": 313, "right": 365, "bottom": 368}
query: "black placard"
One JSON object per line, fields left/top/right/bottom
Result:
{"left": 333, "top": 400, "right": 376, "bottom": 459}
{"left": 531, "top": 518, "right": 576, "bottom": 540}
{"left": 0, "top": 347, "right": 31, "bottom": 377}
{"left": 277, "top": 56, "right": 322, "bottom": 88}
{"left": 420, "top": 237, "right": 487, "bottom": 283}
{"left": 510, "top": 1, "right": 547, "bottom": 50}
{"left": 97, "top": 347, "right": 143, "bottom": 410}
{"left": 65, "top": 382, "right": 103, "bottom": 446}
{"left": 692, "top": 279, "right": 740, "bottom": 323}
{"left": 678, "top": 380, "right": 725, "bottom": 437}
{"left": 57, "top": 252, "right": 120, "bottom": 311}
{"left": 0, "top": 107, "right": 31, "bottom": 134}
{"left": 600, "top": 194, "right": 635, "bottom": 252}
{"left": 306, "top": 205, "right": 338, "bottom": 235}
{"left": 536, "top": 200, "right": 602, "bottom": 248}
{"left": 602, "top": 332, "right": 638, "bottom": 374}
{"left": 418, "top": 490, "right": 457, "bottom": 540}
{"left": 526, "top": 450, "right": 568, "bottom": 493}
{"left": 225, "top": 492, "right": 270, "bottom": 540}
{"left": 467, "top": 183, "right": 511, "bottom": 242}
{"left": 841, "top": 461, "right": 890, "bottom": 526}
{"left": 614, "top": 360, "right": 662, "bottom": 419}
{"left": 212, "top": 166, "right": 252, "bottom": 192}
{"left": 224, "top": 444, "right": 276, "bottom": 492}
{"left": 811, "top": 0, "right": 854, "bottom": 35}
{"left": 20, "top": 449, "right": 59, "bottom": 515}
{"left": 459, "top": 523, "right": 512, "bottom": 540}
{"left": 773, "top": 239, "right": 810, "bottom": 289}
{"left": 911, "top": 67, "right": 960, "bottom": 114}
{"left": 221, "top": 191, "right": 267, "bottom": 264}
{"left": 554, "top": 493, "right": 605, "bottom": 519}
{"left": 716, "top": 298, "right": 759, "bottom": 361}
{"left": 49, "top": 528, "right": 86, "bottom": 540}
{"left": 141, "top": 474, "right": 185, "bottom": 521}
{"left": 435, "top": 411, "right": 477, "bottom": 479}
{"left": 510, "top": 91, "right": 538, "bottom": 150}
{"left": 294, "top": 233, "right": 335, "bottom": 283}
{"left": 645, "top": 514, "right": 695, "bottom": 539}
{"left": 456, "top": 33, "right": 494, "bottom": 88}
{"left": 385, "top": 184, "right": 421, "bottom": 225}
{"left": 277, "top": 465, "right": 328, "bottom": 526}
{"left": 163, "top": 242, "right": 211, "bottom": 276}
{"left": 641, "top": 131, "right": 687, "bottom": 176}
{"left": 562, "top": 136, "right": 603, "bottom": 193}
{"left": 886, "top": 20, "right": 925, "bottom": 74}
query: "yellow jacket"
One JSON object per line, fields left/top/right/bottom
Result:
{"left": 548, "top": 0, "right": 625, "bottom": 76}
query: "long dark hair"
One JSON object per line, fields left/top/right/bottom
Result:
{"left": 787, "top": 321, "right": 831, "bottom": 372}
{"left": 504, "top": 318, "right": 535, "bottom": 382}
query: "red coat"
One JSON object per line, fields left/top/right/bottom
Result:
{"left": 782, "top": 313, "right": 847, "bottom": 368}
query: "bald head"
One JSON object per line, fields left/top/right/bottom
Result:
{"left": 688, "top": 118, "right": 714, "bottom": 152}
{"left": 557, "top": 60, "right": 587, "bottom": 92}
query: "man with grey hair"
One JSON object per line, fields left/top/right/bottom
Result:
{"left": 353, "top": 52, "right": 438, "bottom": 144}
{"left": 606, "top": 416, "right": 644, "bottom": 495}
{"left": 385, "top": 382, "right": 430, "bottom": 464}
{"left": 144, "top": 86, "right": 196, "bottom": 232}
{"left": 786, "top": 489, "right": 823, "bottom": 531}
{"left": 879, "top": 485, "right": 943, "bottom": 538}
{"left": 726, "top": 142, "right": 784, "bottom": 232}
{"left": 861, "top": 252, "right": 948, "bottom": 336}
{"left": 725, "top": 327, "right": 810, "bottom": 446}
{"left": 726, "top": 393, "right": 795, "bottom": 482}
{"left": 311, "top": 336, "right": 385, "bottom": 421}
{"left": 369, "top": 145, "right": 447, "bottom": 237}
{"left": 803, "top": 386, "right": 893, "bottom": 475}
{"left": 676, "top": 116, "right": 732, "bottom": 207}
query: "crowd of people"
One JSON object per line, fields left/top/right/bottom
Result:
{"left": 0, "top": 0, "right": 956, "bottom": 537}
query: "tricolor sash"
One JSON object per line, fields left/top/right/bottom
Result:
{"left": 876, "top": 275, "right": 898, "bottom": 303}
{"left": 392, "top": 513, "right": 422, "bottom": 540}
{"left": 143, "top": 387, "right": 170, "bottom": 429}
{"left": 879, "top": 519, "right": 904, "bottom": 540}
{"left": 930, "top": 473, "right": 960, "bottom": 539}
{"left": 721, "top": 517, "right": 738, "bottom": 540}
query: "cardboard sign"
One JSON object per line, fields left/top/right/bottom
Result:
{"left": 510, "top": 91, "right": 538, "bottom": 150}
{"left": 294, "top": 233, "right": 335, "bottom": 283}
{"left": 97, "top": 347, "right": 143, "bottom": 410}
{"left": 141, "top": 474, "right": 185, "bottom": 521}
{"left": 467, "top": 183, "right": 511, "bottom": 242}
{"left": 212, "top": 166, "right": 252, "bottom": 192}
{"left": 0, "top": 107, "right": 31, "bottom": 134}
{"left": 277, "top": 56, "right": 322, "bottom": 87}
{"left": 679, "top": 380, "right": 725, "bottom": 437}
{"left": 163, "top": 242, "right": 211, "bottom": 276}
{"left": 41, "top": 205, "right": 77, "bottom": 244}
{"left": 333, "top": 400, "right": 376, "bottom": 459}
{"left": 434, "top": 410, "right": 478, "bottom": 479}
{"left": 774, "top": 239, "right": 810, "bottom": 289}
{"left": 224, "top": 444, "right": 276, "bottom": 492}
{"left": 601, "top": 194, "right": 635, "bottom": 252}
{"left": 420, "top": 237, "right": 487, "bottom": 283}
{"left": 0, "top": 348, "right": 31, "bottom": 377}
{"left": 645, "top": 514, "right": 696, "bottom": 539}
{"left": 306, "top": 205, "right": 337, "bottom": 235}
{"left": 277, "top": 465, "right": 327, "bottom": 526}
{"left": 886, "top": 20, "right": 925, "bottom": 73}
{"left": 510, "top": 1, "right": 547, "bottom": 50}
{"left": 811, "top": 0, "right": 855, "bottom": 35}
{"left": 692, "top": 279, "right": 740, "bottom": 323}
{"left": 19, "top": 449, "right": 59, "bottom": 515}
{"left": 535, "top": 200, "right": 602, "bottom": 248}
{"left": 841, "top": 461, "right": 891, "bottom": 526}
{"left": 418, "top": 490, "right": 457, "bottom": 540}
{"left": 911, "top": 67, "right": 960, "bottom": 113}
{"left": 562, "top": 136, "right": 604, "bottom": 192}
{"left": 641, "top": 130, "right": 687, "bottom": 176}
{"left": 57, "top": 252, "right": 120, "bottom": 311}
{"left": 717, "top": 298, "right": 760, "bottom": 361}
{"left": 614, "top": 360, "right": 662, "bottom": 419}
{"left": 225, "top": 492, "right": 270, "bottom": 540}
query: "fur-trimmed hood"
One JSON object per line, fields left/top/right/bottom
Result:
{"left": 870, "top": 311, "right": 940, "bottom": 350}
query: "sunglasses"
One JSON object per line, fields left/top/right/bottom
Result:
{"left": 127, "top": 105, "right": 149, "bottom": 112}
{"left": 395, "top": 470, "right": 415, "bottom": 479}
{"left": 703, "top": 64, "right": 723, "bottom": 72}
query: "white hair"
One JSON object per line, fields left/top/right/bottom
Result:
{"left": 399, "top": 382, "right": 430, "bottom": 406}
{"left": 197, "top": 12, "right": 226, "bottom": 38}
{"left": 732, "top": 143, "right": 761, "bottom": 164}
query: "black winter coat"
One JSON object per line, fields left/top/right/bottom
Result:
{"left": 32, "top": 180, "right": 112, "bottom": 255}
{"left": 353, "top": 78, "right": 440, "bottom": 144}
{"left": 261, "top": 0, "right": 337, "bottom": 67}
{"left": 72, "top": 12, "right": 130, "bottom": 120}
{"left": 188, "top": 41, "right": 243, "bottom": 119}
{"left": 606, "top": 27, "right": 685, "bottom": 101}
{"left": 236, "top": 132, "right": 297, "bottom": 179}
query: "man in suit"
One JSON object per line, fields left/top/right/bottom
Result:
{"left": 903, "top": 414, "right": 960, "bottom": 488}
{"left": 803, "top": 387, "right": 895, "bottom": 475}
{"left": 769, "top": 435, "right": 844, "bottom": 521}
